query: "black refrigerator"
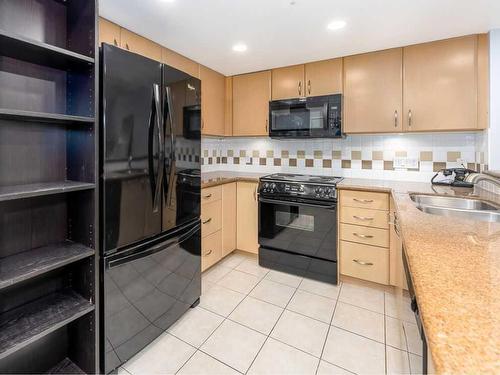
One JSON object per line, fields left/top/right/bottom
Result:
{"left": 99, "top": 44, "right": 201, "bottom": 373}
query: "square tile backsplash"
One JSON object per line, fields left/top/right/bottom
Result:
{"left": 202, "top": 133, "right": 488, "bottom": 182}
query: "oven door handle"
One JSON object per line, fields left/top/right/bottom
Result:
{"left": 259, "top": 197, "right": 337, "bottom": 210}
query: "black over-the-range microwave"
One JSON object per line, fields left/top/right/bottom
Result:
{"left": 268, "top": 94, "right": 342, "bottom": 138}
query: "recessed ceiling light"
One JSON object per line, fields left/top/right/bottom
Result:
{"left": 327, "top": 20, "right": 346, "bottom": 31}
{"left": 232, "top": 43, "right": 248, "bottom": 53}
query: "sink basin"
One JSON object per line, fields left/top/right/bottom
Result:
{"left": 416, "top": 205, "right": 500, "bottom": 223}
{"left": 410, "top": 194, "right": 500, "bottom": 211}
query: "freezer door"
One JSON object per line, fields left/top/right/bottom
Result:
{"left": 162, "top": 66, "right": 201, "bottom": 233}
{"left": 102, "top": 220, "right": 201, "bottom": 373}
{"left": 101, "top": 44, "right": 163, "bottom": 253}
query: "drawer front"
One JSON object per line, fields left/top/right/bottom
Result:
{"left": 340, "top": 190, "right": 389, "bottom": 211}
{"left": 202, "top": 230, "right": 222, "bottom": 271}
{"left": 340, "top": 241, "right": 389, "bottom": 285}
{"left": 201, "top": 185, "right": 222, "bottom": 204}
{"left": 340, "top": 223, "right": 389, "bottom": 248}
{"left": 340, "top": 206, "right": 389, "bottom": 229}
{"left": 201, "top": 200, "right": 222, "bottom": 237}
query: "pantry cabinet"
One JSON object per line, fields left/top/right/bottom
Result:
{"left": 161, "top": 47, "right": 200, "bottom": 78}
{"left": 99, "top": 18, "right": 120, "bottom": 46}
{"left": 236, "top": 182, "right": 259, "bottom": 254}
{"left": 403, "top": 35, "right": 478, "bottom": 131}
{"left": 232, "top": 71, "right": 271, "bottom": 136}
{"left": 305, "top": 58, "right": 343, "bottom": 96}
{"left": 272, "top": 64, "right": 305, "bottom": 100}
{"left": 200, "top": 65, "right": 226, "bottom": 136}
{"left": 344, "top": 48, "right": 403, "bottom": 133}
{"left": 119, "top": 28, "right": 162, "bottom": 61}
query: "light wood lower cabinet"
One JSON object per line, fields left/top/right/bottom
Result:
{"left": 201, "top": 200, "right": 222, "bottom": 237}
{"left": 340, "top": 241, "right": 389, "bottom": 285}
{"left": 340, "top": 206, "right": 390, "bottom": 229}
{"left": 236, "top": 181, "right": 259, "bottom": 254}
{"left": 222, "top": 183, "right": 237, "bottom": 257}
{"left": 202, "top": 231, "right": 222, "bottom": 271}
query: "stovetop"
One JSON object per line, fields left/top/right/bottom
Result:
{"left": 261, "top": 173, "right": 343, "bottom": 185}
{"left": 259, "top": 174, "right": 343, "bottom": 201}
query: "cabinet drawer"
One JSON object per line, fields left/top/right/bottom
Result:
{"left": 201, "top": 185, "right": 222, "bottom": 204}
{"left": 201, "top": 200, "right": 222, "bottom": 237}
{"left": 340, "top": 190, "right": 389, "bottom": 211}
{"left": 340, "top": 206, "right": 389, "bottom": 229}
{"left": 340, "top": 223, "right": 389, "bottom": 248}
{"left": 340, "top": 241, "right": 389, "bottom": 285}
{"left": 202, "top": 230, "right": 222, "bottom": 271}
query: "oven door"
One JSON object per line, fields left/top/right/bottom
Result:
{"left": 258, "top": 197, "right": 338, "bottom": 282}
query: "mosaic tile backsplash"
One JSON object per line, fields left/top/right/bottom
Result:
{"left": 202, "top": 132, "right": 488, "bottom": 182}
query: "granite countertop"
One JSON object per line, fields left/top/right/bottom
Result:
{"left": 338, "top": 178, "right": 500, "bottom": 374}
{"left": 201, "top": 171, "right": 267, "bottom": 188}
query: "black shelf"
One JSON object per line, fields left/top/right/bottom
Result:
{"left": 0, "top": 29, "right": 94, "bottom": 70}
{"left": 0, "top": 109, "right": 94, "bottom": 125}
{"left": 0, "top": 290, "right": 94, "bottom": 360}
{"left": 0, "top": 241, "right": 95, "bottom": 291}
{"left": 47, "top": 358, "right": 85, "bottom": 374}
{"left": 0, "top": 181, "right": 95, "bottom": 202}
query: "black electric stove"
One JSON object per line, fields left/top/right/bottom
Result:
{"left": 258, "top": 174, "right": 343, "bottom": 285}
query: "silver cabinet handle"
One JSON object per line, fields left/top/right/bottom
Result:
{"left": 394, "top": 110, "right": 398, "bottom": 128}
{"left": 202, "top": 218, "right": 212, "bottom": 225}
{"left": 408, "top": 109, "right": 412, "bottom": 128}
{"left": 353, "top": 215, "right": 374, "bottom": 221}
{"left": 353, "top": 259, "right": 374, "bottom": 266}
{"left": 113, "top": 38, "right": 118, "bottom": 46}
{"left": 353, "top": 198, "right": 373, "bottom": 203}
{"left": 307, "top": 80, "right": 311, "bottom": 95}
{"left": 203, "top": 250, "right": 213, "bottom": 257}
{"left": 203, "top": 194, "right": 212, "bottom": 199}
{"left": 266, "top": 119, "right": 268, "bottom": 132}
{"left": 353, "top": 233, "right": 374, "bottom": 239}
{"left": 298, "top": 81, "right": 302, "bottom": 96}
{"left": 125, "top": 43, "right": 130, "bottom": 50}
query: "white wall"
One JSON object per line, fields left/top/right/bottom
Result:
{"left": 489, "top": 29, "right": 500, "bottom": 170}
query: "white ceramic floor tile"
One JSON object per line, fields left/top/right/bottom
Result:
{"left": 229, "top": 296, "right": 283, "bottom": 335}
{"left": 216, "top": 269, "right": 260, "bottom": 294}
{"left": 200, "top": 319, "right": 266, "bottom": 373}
{"left": 385, "top": 292, "right": 417, "bottom": 323}
{"left": 316, "top": 360, "right": 354, "bottom": 375}
{"left": 386, "top": 346, "right": 411, "bottom": 375}
{"left": 322, "top": 327, "right": 385, "bottom": 374}
{"left": 386, "top": 315, "right": 408, "bottom": 350}
{"left": 403, "top": 321, "right": 423, "bottom": 356}
{"left": 409, "top": 354, "right": 424, "bottom": 375}
{"left": 177, "top": 351, "right": 239, "bottom": 375}
{"left": 265, "top": 270, "right": 303, "bottom": 288}
{"left": 287, "top": 289, "right": 336, "bottom": 323}
{"left": 298, "top": 278, "right": 341, "bottom": 300}
{"left": 219, "top": 252, "right": 249, "bottom": 269}
{"left": 124, "top": 333, "right": 195, "bottom": 375}
{"left": 199, "top": 285, "right": 246, "bottom": 316}
{"left": 271, "top": 310, "right": 329, "bottom": 357}
{"left": 338, "top": 282, "right": 384, "bottom": 313}
{"left": 250, "top": 279, "right": 296, "bottom": 308}
{"left": 117, "top": 367, "right": 131, "bottom": 375}
{"left": 203, "top": 264, "right": 233, "bottom": 283}
{"left": 332, "top": 302, "right": 384, "bottom": 343}
{"left": 248, "top": 338, "right": 319, "bottom": 375}
{"left": 168, "top": 307, "right": 224, "bottom": 347}
{"left": 202, "top": 278, "right": 215, "bottom": 294}
{"left": 235, "top": 259, "right": 269, "bottom": 278}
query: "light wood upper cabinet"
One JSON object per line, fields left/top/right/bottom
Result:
{"left": 305, "top": 58, "right": 343, "bottom": 96}
{"left": 99, "top": 18, "right": 120, "bottom": 47}
{"left": 200, "top": 65, "right": 225, "bottom": 136}
{"left": 236, "top": 182, "right": 259, "bottom": 254}
{"left": 403, "top": 35, "right": 478, "bottom": 131}
{"left": 222, "top": 183, "right": 237, "bottom": 257}
{"left": 477, "top": 33, "right": 489, "bottom": 130}
{"left": 119, "top": 28, "right": 162, "bottom": 61}
{"left": 344, "top": 48, "right": 403, "bottom": 133}
{"left": 232, "top": 71, "right": 271, "bottom": 136}
{"left": 224, "top": 77, "right": 233, "bottom": 136}
{"left": 161, "top": 47, "right": 200, "bottom": 78}
{"left": 272, "top": 64, "right": 305, "bottom": 100}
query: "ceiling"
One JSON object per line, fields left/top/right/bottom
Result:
{"left": 100, "top": 0, "right": 500, "bottom": 76}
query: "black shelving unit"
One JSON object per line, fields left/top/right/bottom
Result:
{"left": 0, "top": 0, "right": 99, "bottom": 373}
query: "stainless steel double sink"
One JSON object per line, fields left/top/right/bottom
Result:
{"left": 410, "top": 194, "right": 500, "bottom": 223}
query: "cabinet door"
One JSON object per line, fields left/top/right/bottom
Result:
{"left": 305, "top": 58, "right": 343, "bottom": 96}
{"left": 272, "top": 64, "right": 305, "bottom": 100}
{"left": 222, "top": 183, "right": 237, "bottom": 257}
{"left": 224, "top": 77, "right": 233, "bottom": 136}
{"left": 236, "top": 182, "right": 259, "bottom": 254}
{"left": 200, "top": 65, "right": 225, "bottom": 136}
{"left": 161, "top": 47, "right": 200, "bottom": 78}
{"left": 120, "top": 28, "right": 162, "bottom": 61}
{"left": 403, "top": 35, "right": 477, "bottom": 131}
{"left": 344, "top": 48, "right": 403, "bottom": 133}
{"left": 232, "top": 71, "right": 271, "bottom": 136}
{"left": 99, "top": 18, "right": 120, "bottom": 47}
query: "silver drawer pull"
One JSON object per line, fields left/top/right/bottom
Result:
{"left": 203, "top": 250, "right": 213, "bottom": 257}
{"left": 353, "top": 233, "right": 374, "bottom": 239}
{"left": 202, "top": 218, "right": 212, "bottom": 224}
{"left": 203, "top": 194, "right": 212, "bottom": 199}
{"left": 353, "top": 198, "right": 374, "bottom": 203}
{"left": 353, "top": 259, "right": 374, "bottom": 266}
{"left": 353, "top": 215, "right": 374, "bottom": 221}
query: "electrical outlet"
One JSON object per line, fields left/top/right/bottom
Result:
{"left": 393, "top": 157, "right": 407, "bottom": 169}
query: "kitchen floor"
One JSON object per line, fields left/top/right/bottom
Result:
{"left": 118, "top": 252, "right": 423, "bottom": 375}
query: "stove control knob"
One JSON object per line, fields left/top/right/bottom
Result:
{"left": 316, "top": 187, "right": 324, "bottom": 196}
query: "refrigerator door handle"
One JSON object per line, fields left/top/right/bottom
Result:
{"left": 164, "top": 86, "right": 176, "bottom": 206}
{"left": 153, "top": 83, "right": 164, "bottom": 212}
{"left": 147, "top": 89, "right": 157, "bottom": 209}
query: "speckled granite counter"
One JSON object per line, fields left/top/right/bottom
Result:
{"left": 201, "top": 171, "right": 267, "bottom": 188}
{"left": 338, "top": 178, "right": 500, "bottom": 374}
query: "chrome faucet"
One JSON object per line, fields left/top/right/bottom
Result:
{"left": 465, "top": 172, "right": 500, "bottom": 188}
